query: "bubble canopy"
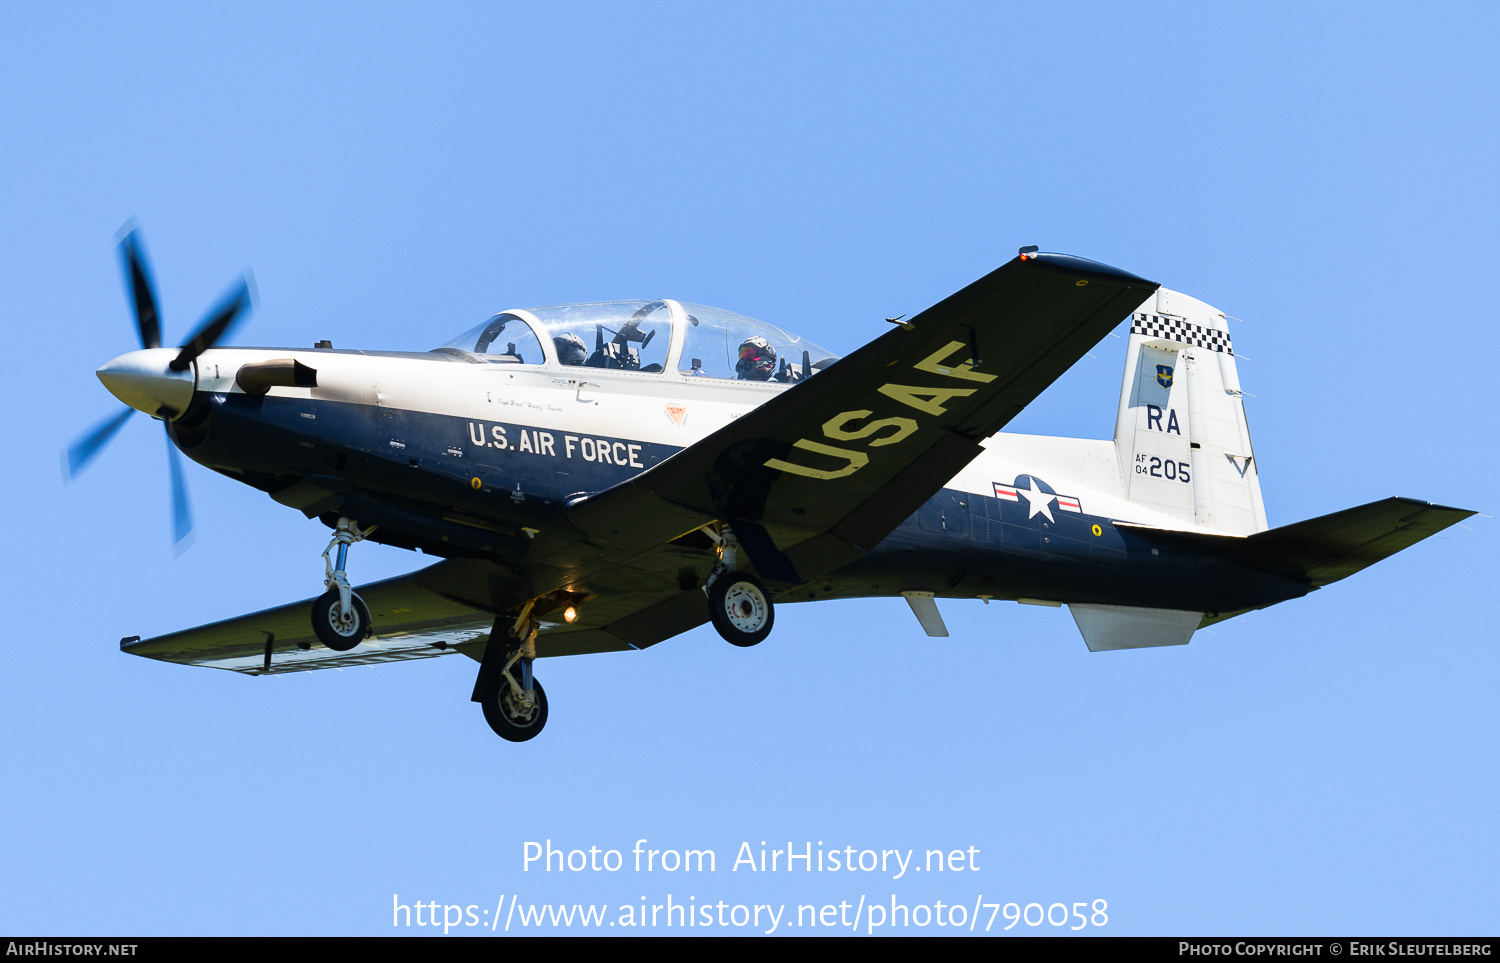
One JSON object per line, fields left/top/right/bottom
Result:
{"left": 434, "top": 299, "right": 840, "bottom": 382}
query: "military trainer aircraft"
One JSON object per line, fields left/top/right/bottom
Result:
{"left": 68, "top": 231, "right": 1473, "bottom": 742}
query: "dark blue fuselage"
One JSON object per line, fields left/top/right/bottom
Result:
{"left": 174, "top": 391, "right": 1310, "bottom": 618}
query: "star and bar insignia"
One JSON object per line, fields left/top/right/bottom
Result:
{"left": 993, "top": 475, "right": 1082, "bottom": 523}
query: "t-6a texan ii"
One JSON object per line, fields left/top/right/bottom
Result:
{"left": 69, "top": 234, "right": 1472, "bottom": 741}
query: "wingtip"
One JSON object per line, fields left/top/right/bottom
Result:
{"left": 1389, "top": 496, "right": 1479, "bottom": 518}
{"left": 1024, "top": 251, "right": 1158, "bottom": 288}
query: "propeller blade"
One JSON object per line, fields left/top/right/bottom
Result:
{"left": 170, "top": 273, "right": 254, "bottom": 372}
{"left": 117, "top": 229, "right": 162, "bottom": 350}
{"left": 63, "top": 407, "right": 135, "bottom": 478}
{"left": 166, "top": 436, "right": 195, "bottom": 552}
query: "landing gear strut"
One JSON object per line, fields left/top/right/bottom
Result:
{"left": 311, "top": 517, "right": 376, "bottom": 651}
{"left": 702, "top": 526, "right": 775, "bottom": 647}
{"left": 472, "top": 603, "right": 549, "bottom": 742}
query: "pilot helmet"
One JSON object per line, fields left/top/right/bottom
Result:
{"left": 554, "top": 333, "right": 587, "bottom": 366}
{"left": 735, "top": 336, "right": 777, "bottom": 380}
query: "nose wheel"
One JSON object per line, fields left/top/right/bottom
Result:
{"left": 311, "top": 517, "right": 376, "bottom": 651}
{"left": 483, "top": 676, "right": 548, "bottom": 742}
{"left": 472, "top": 604, "right": 549, "bottom": 742}
{"left": 312, "top": 589, "right": 371, "bottom": 651}
{"left": 708, "top": 573, "right": 774, "bottom": 647}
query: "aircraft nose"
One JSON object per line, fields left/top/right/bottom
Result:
{"left": 97, "top": 348, "right": 195, "bottom": 419}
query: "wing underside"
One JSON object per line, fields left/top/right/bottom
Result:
{"left": 120, "top": 553, "right": 699, "bottom": 673}
{"left": 121, "top": 561, "right": 497, "bottom": 675}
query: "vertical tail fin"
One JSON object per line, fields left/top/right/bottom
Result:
{"left": 1114, "top": 289, "right": 1267, "bottom": 534}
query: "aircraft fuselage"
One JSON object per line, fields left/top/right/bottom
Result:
{"left": 165, "top": 345, "right": 1309, "bottom": 623}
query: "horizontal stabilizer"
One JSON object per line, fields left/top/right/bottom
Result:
{"left": 1245, "top": 497, "right": 1474, "bottom": 587}
{"left": 1117, "top": 497, "right": 1474, "bottom": 588}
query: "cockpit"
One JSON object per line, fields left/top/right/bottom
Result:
{"left": 433, "top": 300, "right": 840, "bottom": 383}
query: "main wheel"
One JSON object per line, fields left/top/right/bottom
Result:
{"left": 311, "top": 589, "right": 371, "bottom": 652}
{"left": 708, "top": 573, "right": 774, "bottom": 647}
{"left": 482, "top": 676, "right": 548, "bottom": 742}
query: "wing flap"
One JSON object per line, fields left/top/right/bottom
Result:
{"left": 121, "top": 559, "right": 500, "bottom": 675}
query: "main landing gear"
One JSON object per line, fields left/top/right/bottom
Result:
{"left": 311, "top": 517, "right": 376, "bottom": 651}
{"left": 472, "top": 601, "right": 549, "bottom": 742}
{"left": 702, "top": 527, "right": 775, "bottom": 647}
{"left": 708, "top": 573, "right": 774, "bottom": 646}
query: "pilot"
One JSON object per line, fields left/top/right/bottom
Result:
{"left": 553, "top": 333, "right": 587, "bottom": 366}
{"left": 735, "top": 336, "right": 777, "bottom": 381}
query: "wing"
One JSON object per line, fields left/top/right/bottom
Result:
{"left": 121, "top": 559, "right": 501, "bottom": 675}
{"left": 564, "top": 251, "right": 1158, "bottom": 585}
{"left": 120, "top": 551, "right": 669, "bottom": 670}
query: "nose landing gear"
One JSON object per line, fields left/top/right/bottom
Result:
{"left": 311, "top": 517, "right": 376, "bottom": 651}
{"left": 312, "top": 589, "right": 371, "bottom": 651}
{"left": 472, "top": 601, "right": 549, "bottom": 742}
{"left": 482, "top": 668, "right": 548, "bottom": 742}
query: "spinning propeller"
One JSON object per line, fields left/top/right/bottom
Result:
{"left": 64, "top": 227, "right": 254, "bottom": 552}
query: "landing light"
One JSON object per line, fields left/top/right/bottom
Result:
{"left": 563, "top": 606, "right": 579, "bottom": 623}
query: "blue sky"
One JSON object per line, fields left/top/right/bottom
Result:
{"left": 2, "top": 2, "right": 1496, "bottom": 936}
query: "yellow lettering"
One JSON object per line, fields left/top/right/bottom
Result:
{"left": 876, "top": 382, "right": 976, "bottom": 416}
{"left": 764, "top": 439, "right": 869, "bottom": 480}
{"left": 822, "top": 410, "right": 918, "bottom": 448}
{"left": 912, "top": 340, "right": 996, "bottom": 383}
